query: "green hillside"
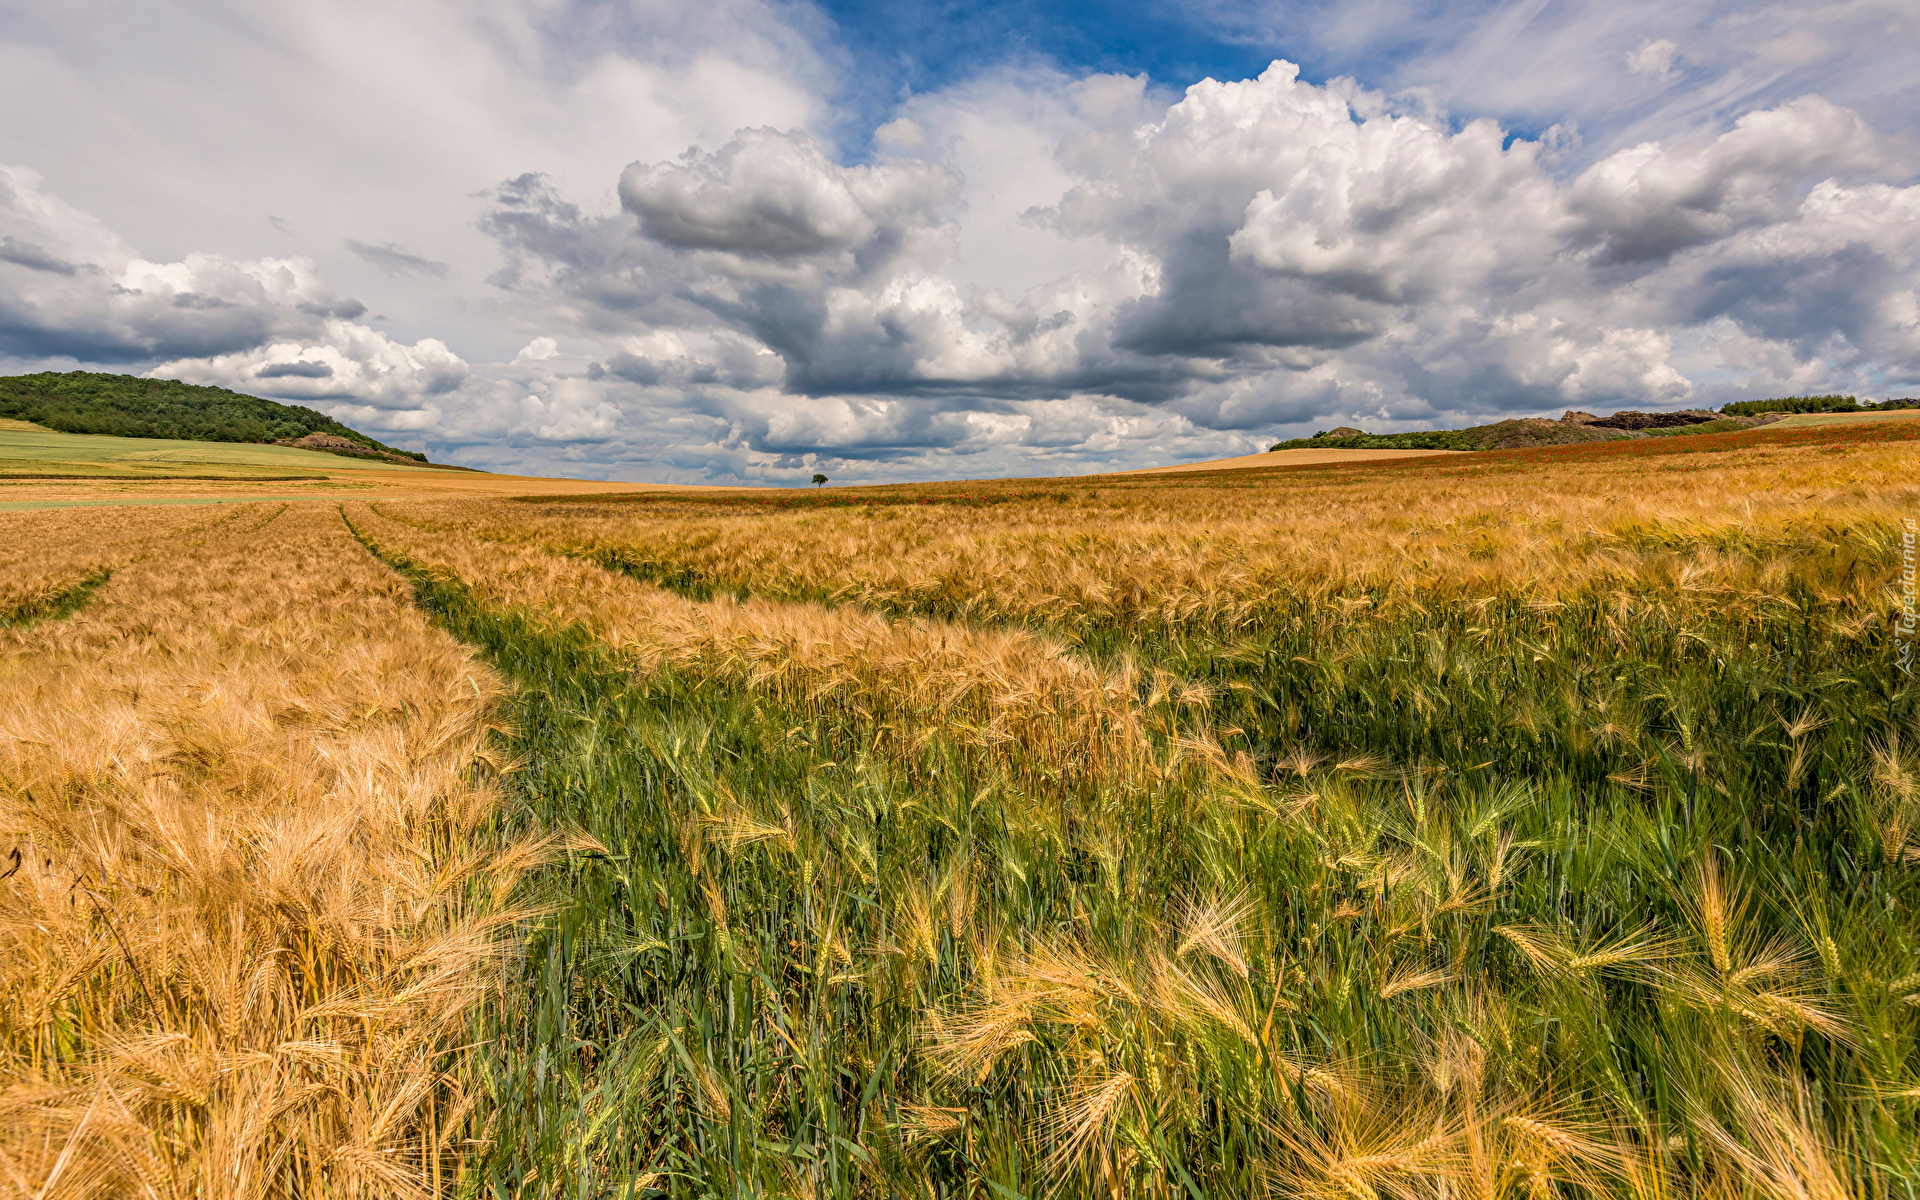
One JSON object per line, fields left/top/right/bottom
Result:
{"left": 1269, "top": 419, "right": 1631, "bottom": 453}
{"left": 0, "top": 425, "right": 447, "bottom": 480}
{"left": 0, "top": 371, "right": 427, "bottom": 462}
{"left": 1720, "top": 393, "right": 1918, "bottom": 416}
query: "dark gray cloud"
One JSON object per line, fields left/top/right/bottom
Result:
{"left": 345, "top": 239, "right": 451, "bottom": 278}
{"left": 298, "top": 297, "right": 368, "bottom": 319}
{"left": 0, "top": 236, "right": 77, "bottom": 275}
{"left": 255, "top": 359, "right": 334, "bottom": 378}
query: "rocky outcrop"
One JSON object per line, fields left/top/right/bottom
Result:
{"left": 275, "top": 431, "right": 426, "bottom": 465}
{"left": 277, "top": 432, "right": 370, "bottom": 452}
{"left": 1474, "top": 419, "right": 1631, "bottom": 449}
{"left": 1586, "top": 410, "right": 1721, "bottom": 431}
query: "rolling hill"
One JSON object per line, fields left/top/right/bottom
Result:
{"left": 0, "top": 371, "right": 430, "bottom": 465}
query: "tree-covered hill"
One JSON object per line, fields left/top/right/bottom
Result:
{"left": 0, "top": 372, "right": 428, "bottom": 462}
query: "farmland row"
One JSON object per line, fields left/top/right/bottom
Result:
{"left": 371, "top": 433, "right": 1908, "bottom": 637}
{"left": 1, "top": 504, "right": 535, "bottom": 1196}
{"left": 345, "top": 487, "right": 1920, "bottom": 1197}
{"left": 369, "top": 448, "right": 1904, "bottom": 814}
{"left": 0, "top": 502, "right": 284, "bottom": 626}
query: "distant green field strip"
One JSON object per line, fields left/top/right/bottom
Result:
{"left": 0, "top": 459, "right": 328, "bottom": 480}
{"left": 1766, "top": 409, "right": 1920, "bottom": 430}
{"left": 0, "top": 495, "right": 337, "bottom": 511}
{"left": 0, "top": 428, "right": 440, "bottom": 471}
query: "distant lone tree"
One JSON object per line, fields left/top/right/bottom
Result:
{"left": 812, "top": 473, "right": 828, "bottom": 487}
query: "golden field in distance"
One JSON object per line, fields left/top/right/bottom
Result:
{"left": 4, "top": 416, "right": 1919, "bottom": 1200}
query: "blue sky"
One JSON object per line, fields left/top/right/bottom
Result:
{"left": 0, "top": 0, "right": 1916, "bottom": 482}
{"left": 818, "top": 0, "right": 1279, "bottom": 109}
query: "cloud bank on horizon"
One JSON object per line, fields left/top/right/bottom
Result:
{"left": 0, "top": 0, "right": 1915, "bottom": 482}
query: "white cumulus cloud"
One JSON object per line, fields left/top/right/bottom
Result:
{"left": 3, "top": 0, "right": 1916, "bottom": 485}
{"left": 1628, "top": 38, "right": 1679, "bottom": 80}
{"left": 466, "top": 61, "right": 1919, "bottom": 476}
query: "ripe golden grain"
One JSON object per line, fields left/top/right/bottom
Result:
{"left": 379, "top": 438, "right": 1913, "bottom": 631}
{"left": 0, "top": 505, "right": 538, "bottom": 1198}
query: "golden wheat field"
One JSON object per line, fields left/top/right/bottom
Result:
{"left": 5, "top": 425, "right": 1920, "bottom": 1199}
